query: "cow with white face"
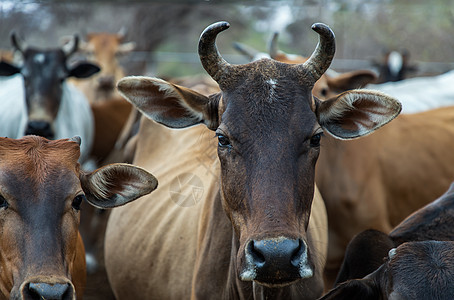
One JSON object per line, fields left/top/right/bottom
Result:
{"left": 0, "top": 33, "right": 100, "bottom": 163}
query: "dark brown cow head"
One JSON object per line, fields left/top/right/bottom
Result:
{"left": 0, "top": 34, "right": 100, "bottom": 139}
{"left": 0, "top": 135, "right": 157, "bottom": 300}
{"left": 321, "top": 241, "right": 454, "bottom": 300}
{"left": 117, "top": 22, "right": 401, "bottom": 288}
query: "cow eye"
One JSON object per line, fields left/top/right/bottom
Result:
{"left": 72, "top": 194, "right": 86, "bottom": 211}
{"left": 310, "top": 132, "right": 324, "bottom": 147}
{"left": 217, "top": 134, "right": 232, "bottom": 148}
{"left": 0, "top": 195, "right": 8, "bottom": 209}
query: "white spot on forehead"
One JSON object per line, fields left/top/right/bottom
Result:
{"left": 266, "top": 78, "right": 278, "bottom": 103}
{"left": 267, "top": 78, "right": 277, "bottom": 86}
{"left": 34, "top": 53, "right": 45, "bottom": 64}
{"left": 388, "top": 51, "right": 403, "bottom": 76}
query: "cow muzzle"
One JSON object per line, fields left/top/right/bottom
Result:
{"left": 240, "top": 237, "right": 313, "bottom": 287}
{"left": 97, "top": 75, "right": 115, "bottom": 91}
{"left": 18, "top": 278, "right": 75, "bottom": 300}
{"left": 25, "top": 120, "right": 54, "bottom": 140}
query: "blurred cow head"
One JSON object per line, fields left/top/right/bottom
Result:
{"left": 0, "top": 33, "right": 100, "bottom": 139}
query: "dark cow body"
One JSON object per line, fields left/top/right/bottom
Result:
{"left": 333, "top": 182, "right": 454, "bottom": 287}
{"left": 321, "top": 241, "right": 454, "bottom": 300}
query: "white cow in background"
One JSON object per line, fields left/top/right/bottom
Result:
{"left": 0, "top": 33, "right": 99, "bottom": 163}
{"left": 367, "top": 70, "right": 454, "bottom": 114}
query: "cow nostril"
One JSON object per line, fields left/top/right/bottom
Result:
{"left": 290, "top": 239, "right": 305, "bottom": 267}
{"left": 28, "top": 282, "right": 71, "bottom": 300}
{"left": 247, "top": 240, "right": 266, "bottom": 267}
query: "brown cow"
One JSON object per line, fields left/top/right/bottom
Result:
{"left": 104, "top": 22, "right": 400, "bottom": 299}
{"left": 0, "top": 135, "right": 157, "bottom": 299}
{"left": 316, "top": 105, "right": 454, "bottom": 286}
{"left": 320, "top": 240, "right": 454, "bottom": 300}
{"left": 72, "top": 30, "right": 135, "bottom": 103}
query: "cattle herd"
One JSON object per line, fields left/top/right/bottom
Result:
{"left": 0, "top": 20, "right": 454, "bottom": 300}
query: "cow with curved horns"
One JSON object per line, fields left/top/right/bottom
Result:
{"left": 104, "top": 22, "right": 400, "bottom": 299}
{"left": 0, "top": 33, "right": 100, "bottom": 163}
{"left": 0, "top": 135, "right": 157, "bottom": 300}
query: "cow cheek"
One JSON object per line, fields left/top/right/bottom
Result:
{"left": 0, "top": 212, "right": 24, "bottom": 296}
{"left": 61, "top": 211, "right": 80, "bottom": 273}
{"left": 219, "top": 161, "right": 248, "bottom": 235}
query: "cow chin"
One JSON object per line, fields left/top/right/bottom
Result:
{"left": 238, "top": 236, "right": 314, "bottom": 287}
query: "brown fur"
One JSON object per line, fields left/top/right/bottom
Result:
{"left": 317, "top": 106, "right": 454, "bottom": 285}
{"left": 0, "top": 136, "right": 83, "bottom": 299}
{"left": 90, "top": 97, "right": 132, "bottom": 165}
{"left": 0, "top": 135, "right": 156, "bottom": 299}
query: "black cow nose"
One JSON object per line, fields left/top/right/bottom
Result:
{"left": 28, "top": 282, "right": 71, "bottom": 300}
{"left": 98, "top": 75, "right": 115, "bottom": 90}
{"left": 25, "top": 121, "right": 54, "bottom": 139}
{"left": 246, "top": 238, "right": 307, "bottom": 283}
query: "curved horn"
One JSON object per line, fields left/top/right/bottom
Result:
{"left": 69, "top": 136, "right": 82, "bottom": 146}
{"left": 198, "top": 21, "right": 232, "bottom": 83}
{"left": 268, "top": 32, "right": 279, "bottom": 58}
{"left": 11, "top": 32, "right": 27, "bottom": 53}
{"left": 118, "top": 26, "right": 127, "bottom": 40}
{"left": 62, "top": 35, "right": 79, "bottom": 57}
{"left": 298, "top": 23, "right": 335, "bottom": 82}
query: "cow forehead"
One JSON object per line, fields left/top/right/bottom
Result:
{"left": 88, "top": 34, "right": 121, "bottom": 51}
{"left": 0, "top": 137, "right": 80, "bottom": 186}
{"left": 219, "top": 59, "right": 315, "bottom": 136}
{"left": 387, "top": 241, "right": 454, "bottom": 298}
{"left": 23, "top": 49, "right": 67, "bottom": 76}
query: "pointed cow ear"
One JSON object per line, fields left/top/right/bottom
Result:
{"left": 68, "top": 62, "right": 100, "bottom": 78}
{"left": 0, "top": 61, "right": 21, "bottom": 76}
{"left": 317, "top": 89, "right": 401, "bottom": 139}
{"left": 80, "top": 163, "right": 158, "bottom": 209}
{"left": 117, "top": 76, "right": 219, "bottom": 130}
